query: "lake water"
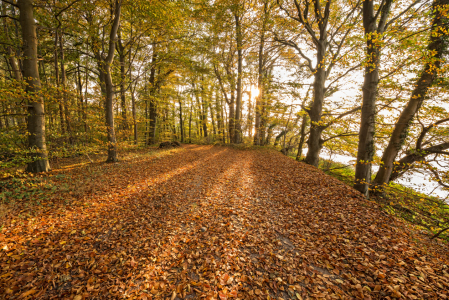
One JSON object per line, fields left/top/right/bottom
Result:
{"left": 319, "top": 151, "right": 448, "bottom": 201}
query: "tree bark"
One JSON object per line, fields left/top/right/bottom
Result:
{"left": 304, "top": 41, "right": 326, "bottom": 167}
{"left": 200, "top": 78, "right": 208, "bottom": 138}
{"left": 118, "top": 29, "right": 128, "bottom": 131}
{"left": 296, "top": 113, "right": 308, "bottom": 161}
{"left": 228, "top": 91, "right": 235, "bottom": 143}
{"left": 148, "top": 48, "right": 158, "bottom": 145}
{"left": 76, "top": 63, "right": 87, "bottom": 134}
{"left": 373, "top": 0, "right": 448, "bottom": 188}
{"left": 234, "top": 13, "right": 243, "bottom": 144}
{"left": 95, "top": 0, "right": 121, "bottom": 162}
{"left": 59, "top": 33, "right": 73, "bottom": 144}
{"left": 54, "top": 30, "right": 65, "bottom": 135}
{"left": 210, "top": 100, "right": 216, "bottom": 136}
{"left": 253, "top": 2, "right": 267, "bottom": 146}
{"left": 19, "top": 0, "right": 51, "bottom": 173}
{"left": 354, "top": 0, "right": 392, "bottom": 196}
{"left": 178, "top": 95, "right": 184, "bottom": 143}
{"left": 265, "top": 124, "right": 276, "bottom": 145}
{"left": 247, "top": 89, "right": 253, "bottom": 139}
{"left": 188, "top": 98, "right": 192, "bottom": 143}
{"left": 215, "top": 92, "right": 225, "bottom": 143}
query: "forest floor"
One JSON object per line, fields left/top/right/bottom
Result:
{"left": 1, "top": 145, "right": 449, "bottom": 299}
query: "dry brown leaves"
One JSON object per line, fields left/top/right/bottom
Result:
{"left": 0, "top": 145, "right": 448, "bottom": 299}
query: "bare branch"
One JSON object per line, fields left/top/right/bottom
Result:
{"left": 431, "top": 227, "right": 449, "bottom": 239}
{"left": 384, "top": 0, "right": 427, "bottom": 31}
{"left": 214, "top": 65, "right": 231, "bottom": 105}
{"left": 274, "top": 35, "right": 315, "bottom": 72}
{"left": 322, "top": 133, "right": 358, "bottom": 143}
{"left": 416, "top": 117, "right": 449, "bottom": 149}
{"left": 322, "top": 106, "right": 361, "bottom": 129}
{"left": 0, "top": 14, "right": 18, "bottom": 21}
{"left": 105, "top": 0, "right": 122, "bottom": 64}
{"left": 428, "top": 168, "right": 449, "bottom": 189}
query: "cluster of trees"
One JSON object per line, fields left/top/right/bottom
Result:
{"left": 0, "top": 0, "right": 448, "bottom": 198}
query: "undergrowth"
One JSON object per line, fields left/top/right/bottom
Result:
{"left": 316, "top": 158, "right": 449, "bottom": 242}
{"left": 0, "top": 146, "right": 183, "bottom": 215}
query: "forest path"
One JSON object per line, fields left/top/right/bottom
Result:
{"left": 1, "top": 145, "right": 448, "bottom": 299}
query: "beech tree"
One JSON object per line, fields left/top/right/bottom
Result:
{"left": 91, "top": 0, "right": 122, "bottom": 162}
{"left": 354, "top": 0, "right": 434, "bottom": 196}
{"left": 19, "top": 0, "right": 51, "bottom": 172}
{"left": 274, "top": 0, "right": 362, "bottom": 166}
{"left": 373, "top": 0, "right": 449, "bottom": 189}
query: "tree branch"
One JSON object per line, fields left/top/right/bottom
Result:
{"left": 416, "top": 117, "right": 449, "bottom": 149}
{"left": 214, "top": 65, "right": 231, "bottom": 105}
{"left": 322, "top": 133, "right": 358, "bottom": 143}
{"left": 274, "top": 35, "right": 315, "bottom": 72}
{"left": 0, "top": 14, "right": 18, "bottom": 21}
{"left": 429, "top": 168, "right": 449, "bottom": 189}
{"left": 105, "top": 0, "right": 122, "bottom": 64}
{"left": 322, "top": 106, "right": 361, "bottom": 129}
{"left": 384, "top": 0, "right": 425, "bottom": 31}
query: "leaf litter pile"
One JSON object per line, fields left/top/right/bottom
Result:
{"left": 1, "top": 145, "right": 449, "bottom": 299}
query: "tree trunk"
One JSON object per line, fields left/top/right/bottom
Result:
{"left": 304, "top": 42, "right": 326, "bottom": 167}
{"left": 200, "top": 79, "right": 208, "bottom": 138}
{"left": 373, "top": 0, "right": 448, "bottom": 188}
{"left": 228, "top": 92, "right": 235, "bottom": 143}
{"left": 216, "top": 94, "right": 225, "bottom": 143}
{"left": 76, "top": 64, "right": 87, "bottom": 134}
{"left": 19, "top": 0, "right": 51, "bottom": 173}
{"left": 265, "top": 124, "right": 275, "bottom": 145}
{"left": 103, "top": 64, "right": 118, "bottom": 161}
{"left": 210, "top": 92, "right": 217, "bottom": 137}
{"left": 118, "top": 29, "right": 128, "bottom": 131}
{"left": 189, "top": 99, "right": 192, "bottom": 143}
{"left": 296, "top": 114, "right": 308, "bottom": 161}
{"left": 253, "top": 2, "right": 267, "bottom": 146}
{"left": 178, "top": 96, "right": 184, "bottom": 143}
{"left": 259, "top": 86, "right": 267, "bottom": 145}
{"left": 148, "top": 48, "right": 157, "bottom": 145}
{"left": 197, "top": 101, "right": 202, "bottom": 138}
{"left": 96, "top": 0, "right": 121, "bottom": 162}
{"left": 54, "top": 30, "right": 65, "bottom": 135}
{"left": 247, "top": 89, "right": 252, "bottom": 139}
{"left": 59, "top": 33, "right": 73, "bottom": 145}
{"left": 223, "top": 97, "right": 229, "bottom": 143}
{"left": 354, "top": 0, "right": 387, "bottom": 196}
{"left": 201, "top": 101, "right": 208, "bottom": 138}
{"left": 234, "top": 13, "right": 243, "bottom": 144}
{"left": 144, "top": 91, "right": 148, "bottom": 143}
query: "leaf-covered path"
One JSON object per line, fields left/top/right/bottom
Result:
{"left": 1, "top": 145, "right": 449, "bottom": 299}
